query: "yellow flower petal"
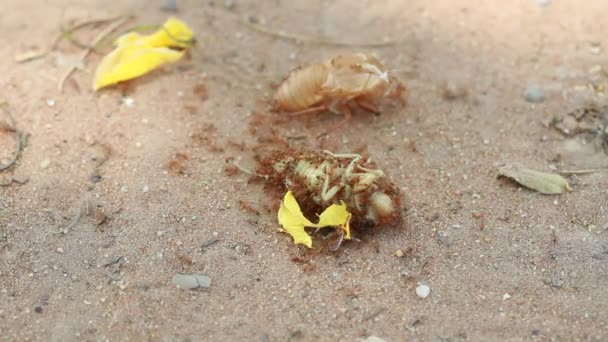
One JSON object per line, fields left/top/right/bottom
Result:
{"left": 140, "top": 17, "right": 194, "bottom": 48}
{"left": 93, "top": 17, "right": 194, "bottom": 90}
{"left": 316, "top": 202, "right": 352, "bottom": 240}
{"left": 277, "top": 191, "right": 353, "bottom": 248}
{"left": 93, "top": 45, "right": 184, "bottom": 90}
{"left": 278, "top": 191, "right": 314, "bottom": 248}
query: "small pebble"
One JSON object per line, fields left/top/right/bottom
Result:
{"left": 590, "top": 43, "right": 602, "bottom": 55}
{"left": 135, "top": 141, "right": 142, "bottom": 148}
{"left": 223, "top": 0, "right": 236, "bottom": 10}
{"left": 532, "top": 0, "right": 551, "bottom": 7}
{"left": 46, "top": 99, "right": 56, "bottom": 107}
{"left": 160, "top": 0, "right": 178, "bottom": 12}
{"left": 394, "top": 249, "right": 404, "bottom": 258}
{"left": 56, "top": 247, "right": 64, "bottom": 254}
{"left": 143, "top": 185, "right": 150, "bottom": 193}
{"left": 524, "top": 84, "right": 545, "bottom": 103}
{"left": 172, "top": 274, "right": 211, "bottom": 289}
{"left": 122, "top": 97, "right": 135, "bottom": 107}
{"left": 39, "top": 159, "right": 51, "bottom": 169}
{"left": 503, "top": 293, "right": 511, "bottom": 300}
{"left": 364, "top": 337, "right": 387, "bottom": 342}
{"left": 416, "top": 284, "right": 430, "bottom": 298}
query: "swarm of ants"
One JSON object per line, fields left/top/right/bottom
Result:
{"left": 256, "top": 150, "right": 403, "bottom": 234}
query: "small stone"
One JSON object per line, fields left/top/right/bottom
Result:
{"left": 503, "top": 293, "right": 511, "bottom": 300}
{"left": 135, "top": 142, "right": 142, "bottom": 148}
{"left": 524, "top": 84, "right": 545, "bottom": 103}
{"left": 172, "top": 274, "right": 211, "bottom": 289}
{"left": 34, "top": 306, "right": 43, "bottom": 313}
{"left": 532, "top": 0, "right": 551, "bottom": 7}
{"left": 416, "top": 284, "right": 430, "bottom": 298}
{"left": 160, "top": 0, "right": 178, "bottom": 12}
{"left": 364, "top": 337, "right": 387, "bottom": 342}
{"left": 590, "top": 43, "right": 602, "bottom": 55}
{"left": 223, "top": 0, "right": 236, "bottom": 10}
{"left": 39, "top": 158, "right": 51, "bottom": 169}
{"left": 143, "top": 185, "right": 150, "bottom": 193}
{"left": 122, "top": 97, "right": 135, "bottom": 107}
{"left": 46, "top": 99, "right": 56, "bottom": 107}
{"left": 394, "top": 249, "right": 404, "bottom": 258}
{"left": 56, "top": 247, "right": 64, "bottom": 254}
{"left": 589, "top": 65, "right": 603, "bottom": 74}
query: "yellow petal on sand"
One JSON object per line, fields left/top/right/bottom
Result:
{"left": 93, "top": 17, "right": 194, "bottom": 90}
{"left": 138, "top": 17, "right": 194, "bottom": 48}
{"left": 93, "top": 45, "right": 184, "bottom": 90}
{"left": 277, "top": 191, "right": 353, "bottom": 248}
{"left": 278, "top": 191, "right": 315, "bottom": 248}
{"left": 316, "top": 202, "right": 352, "bottom": 240}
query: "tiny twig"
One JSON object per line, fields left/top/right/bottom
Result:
{"left": 201, "top": 238, "right": 219, "bottom": 251}
{"left": 61, "top": 208, "right": 82, "bottom": 234}
{"left": 0, "top": 103, "right": 25, "bottom": 172}
{"left": 559, "top": 168, "right": 608, "bottom": 175}
{"left": 240, "top": 17, "right": 402, "bottom": 47}
{"left": 58, "top": 15, "right": 133, "bottom": 92}
{"left": 52, "top": 14, "right": 129, "bottom": 50}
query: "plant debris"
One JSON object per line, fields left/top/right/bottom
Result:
{"left": 93, "top": 17, "right": 195, "bottom": 90}
{"left": 551, "top": 104, "right": 608, "bottom": 154}
{"left": 59, "top": 15, "right": 132, "bottom": 92}
{"left": 498, "top": 163, "right": 572, "bottom": 194}
{"left": 171, "top": 274, "right": 211, "bottom": 289}
{"left": 0, "top": 103, "right": 26, "bottom": 172}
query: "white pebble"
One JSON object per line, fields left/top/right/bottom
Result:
{"left": 39, "top": 158, "right": 51, "bottom": 169}
{"left": 364, "top": 337, "right": 387, "bottom": 342}
{"left": 46, "top": 99, "right": 56, "bottom": 107}
{"left": 122, "top": 97, "right": 135, "bottom": 107}
{"left": 56, "top": 247, "right": 64, "bottom": 254}
{"left": 416, "top": 284, "right": 430, "bottom": 298}
{"left": 503, "top": 293, "right": 511, "bottom": 300}
{"left": 143, "top": 185, "right": 150, "bottom": 193}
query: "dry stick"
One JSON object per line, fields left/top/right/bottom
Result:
{"left": 559, "top": 168, "right": 608, "bottom": 175}
{"left": 15, "top": 15, "right": 128, "bottom": 64}
{"left": 240, "top": 17, "right": 402, "bottom": 47}
{"left": 58, "top": 15, "right": 132, "bottom": 92}
{"left": 0, "top": 104, "right": 25, "bottom": 172}
{"left": 54, "top": 14, "right": 129, "bottom": 51}
{"left": 55, "top": 15, "right": 128, "bottom": 47}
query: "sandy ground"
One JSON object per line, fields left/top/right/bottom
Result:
{"left": 1, "top": 0, "right": 608, "bottom": 340}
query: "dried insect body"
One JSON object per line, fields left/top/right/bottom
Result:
{"left": 274, "top": 53, "right": 406, "bottom": 129}
{"left": 259, "top": 150, "right": 402, "bottom": 229}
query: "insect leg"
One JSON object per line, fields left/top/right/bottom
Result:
{"left": 326, "top": 103, "right": 353, "bottom": 133}
{"left": 321, "top": 173, "right": 342, "bottom": 202}
{"left": 356, "top": 97, "right": 380, "bottom": 113}
{"left": 287, "top": 105, "right": 328, "bottom": 116}
{"left": 328, "top": 228, "right": 345, "bottom": 252}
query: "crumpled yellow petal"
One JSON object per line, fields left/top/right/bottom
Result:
{"left": 278, "top": 191, "right": 315, "bottom": 248}
{"left": 277, "top": 191, "right": 352, "bottom": 248}
{"left": 316, "top": 201, "right": 352, "bottom": 240}
{"left": 93, "top": 45, "right": 184, "bottom": 90}
{"left": 115, "top": 17, "right": 194, "bottom": 48}
{"left": 93, "top": 17, "right": 194, "bottom": 90}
